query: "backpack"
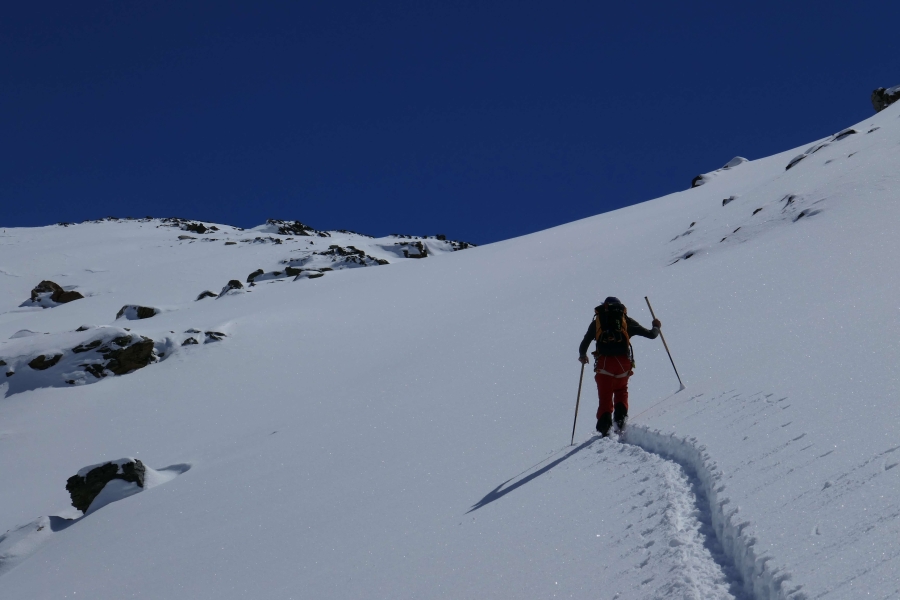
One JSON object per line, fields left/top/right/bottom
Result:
{"left": 594, "top": 302, "right": 635, "bottom": 366}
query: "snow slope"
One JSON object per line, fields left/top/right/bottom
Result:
{"left": 1, "top": 102, "right": 899, "bottom": 599}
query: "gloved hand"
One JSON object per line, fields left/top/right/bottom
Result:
{"left": 578, "top": 355, "right": 589, "bottom": 365}
{"left": 652, "top": 319, "right": 661, "bottom": 328}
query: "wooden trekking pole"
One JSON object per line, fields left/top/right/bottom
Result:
{"left": 644, "top": 296, "right": 685, "bottom": 391}
{"left": 570, "top": 362, "right": 586, "bottom": 445}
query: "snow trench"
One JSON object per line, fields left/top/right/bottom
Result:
{"left": 625, "top": 426, "right": 806, "bottom": 600}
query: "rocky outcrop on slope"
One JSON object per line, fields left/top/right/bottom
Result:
{"left": 204, "top": 331, "right": 226, "bottom": 343}
{"left": 102, "top": 337, "right": 156, "bottom": 375}
{"left": 66, "top": 459, "right": 145, "bottom": 513}
{"left": 0, "top": 328, "right": 168, "bottom": 394}
{"left": 871, "top": 86, "right": 900, "bottom": 112}
{"left": 219, "top": 280, "right": 244, "bottom": 296}
{"left": 317, "top": 245, "right": 390, "bottom": 265}
{"left": 22, "top": 281, "right": 84, "bottom": 308}
{"left": 279, "top": 245, "right": 389, "bottom": 278}
{"left": 116, "top": 305, "right": 159, "bottom": 320}
{"left": 398, "top": 241, "right": 427, "bottom": 258}
{"left": 28, "top": 354, "right": 62, "bottom": 370}
{"left": 264, "top": 219, "right": 330, "bottom": 237}
{"left": 691, "top": 157, "right": 748, "bottom": 188}
{"left": 208, "top": 234, "right": 477, "bottom": 297}
{"left": 784, "top": 128, "right": 858, "bottom": 171}
{"left": 238, "top": 236, "right": 284, "bottom": 245}
{"left": 388, "top": 234, "right": 475, "bottom": 250}
{"left": 159, "top": 217, "right": 221, "bottom": 234}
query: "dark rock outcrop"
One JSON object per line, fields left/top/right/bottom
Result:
{"left": 196, "top": 290, "right": 218, "bottom": 301}
{"left": 183, "top": 222, "right": 208, "bottom": 234}
{"left": 310, "top": 245, "right": 390, "bottom": 266}
{"left": 872, "top": 86, "right": 900, "bottom": 113}
{"left": 28, "top": 354, "right": 62, "bottom": 370}
{"left": 30, "top": 280, "right": 84, "bottom": 305}
{"left": 182, "top": 337, "right": 199, "bottom": 346}
{"left": 265, "top": 219, "right": 328, "bottom": 236}
{"left": 66, "top": 459, "right": 145, "bottom": 513}
{"left": 30, "top": 280, "right": 61, "bottom": 301}
{"left": 785, "top": 154, "right": 807, "bottom": 170}
{"left": 219, "top": 280, "right": 244, "bottom": 296}
{"left": 116, "top": 305, "right": 158, "bottom": 320}
{"left": 785, "top": 129, "right": 856, "bottom": 171}
{"left": 832, "top": 128, "right": 857, "bottom": 142}
{"left": 398, "top": 241, "right": 427, "bottom": 259}
{"left": 247, "top": 269, "right": 264, "bottom": 283}
{"left": 204, "top": 331, "right": 226, "bottom": 343}
{"left": 72, "top": 340, "right": 102, "bottom": 353}
{"left": 54, "top": 290, "right": 84, "bottom": 303}
{"left": 102, "top": 337, "right": 155, "bottom": 375}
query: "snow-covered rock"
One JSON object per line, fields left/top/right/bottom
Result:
{"left": 691, "top": 156, "right": 748, "bottom": 187}
{"left": 66, "top": 458, "right": 146, "bottom": 513}
{"left": 871, "top": 84, "right": 900, "bottom": 112}
{"left": 21, "top": 280, "right": 84, "bottom": 308}
{"left": 115, "top": 305, "right": 159, "bottom": 320}
{"left": 0, "top": 328, "right": 169, "bottom": 393}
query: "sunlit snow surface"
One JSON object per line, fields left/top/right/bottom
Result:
{"left": 1, "top": 102, "right": 900, "bottom": 599}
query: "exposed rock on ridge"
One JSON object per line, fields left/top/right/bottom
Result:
{"left": 871, "top": 85, "right": 900, "bottom": 112}
{"left": 66, "top": 459, "right": 145, "bottom": 513}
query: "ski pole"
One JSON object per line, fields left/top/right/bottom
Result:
{"left": 644, "top": 296, "right": 685, "bottom": 391}
{"left": 570, "top": 362, "right": 586, "bottom": 445}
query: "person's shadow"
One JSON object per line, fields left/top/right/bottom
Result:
{"left": 467, "top": 436, "right": 600, "bottom": 513}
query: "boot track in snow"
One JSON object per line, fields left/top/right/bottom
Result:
{"left": 625, "top": 426, "right": 807, "bottom": 600}
{"left": 470, "top": 428, "right": 804, "bottom": 600}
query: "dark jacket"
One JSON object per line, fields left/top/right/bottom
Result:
{"left": 579, "top": 313, "right": 659, "bottom": 358}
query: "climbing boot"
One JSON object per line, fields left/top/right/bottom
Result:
{"left": 613, "top": 404, "right": 628, "bottom": 432}
{"left": 596, "top": 413, "right": 612, "bottom": 437}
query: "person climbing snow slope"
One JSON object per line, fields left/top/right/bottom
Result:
{"left": 578, "top": 297, "right": 661, "bottom": 437}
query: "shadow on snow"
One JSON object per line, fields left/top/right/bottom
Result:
{"left": 467, "top": 436, "right": 599, "bottom": 513}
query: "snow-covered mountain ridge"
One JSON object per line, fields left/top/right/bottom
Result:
{"left": 1, "top": 219, "right": 474, "bottom": 396}
{"left": 1, "top": 101, "right": 899, "bottom": 599}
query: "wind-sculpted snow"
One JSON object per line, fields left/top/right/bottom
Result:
{"left": 2, "top": 103, "right": 900, "bottom": 598}
{"left": 0, "top": 462, "right": 189, "bottom": 578}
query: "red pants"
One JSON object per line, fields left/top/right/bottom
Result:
{"left": 594, "top": 355, "right": 631, "bottom": 417}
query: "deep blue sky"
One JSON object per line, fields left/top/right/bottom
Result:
{"left": 2, "top": 1, "right": 897, "bottom": 244}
